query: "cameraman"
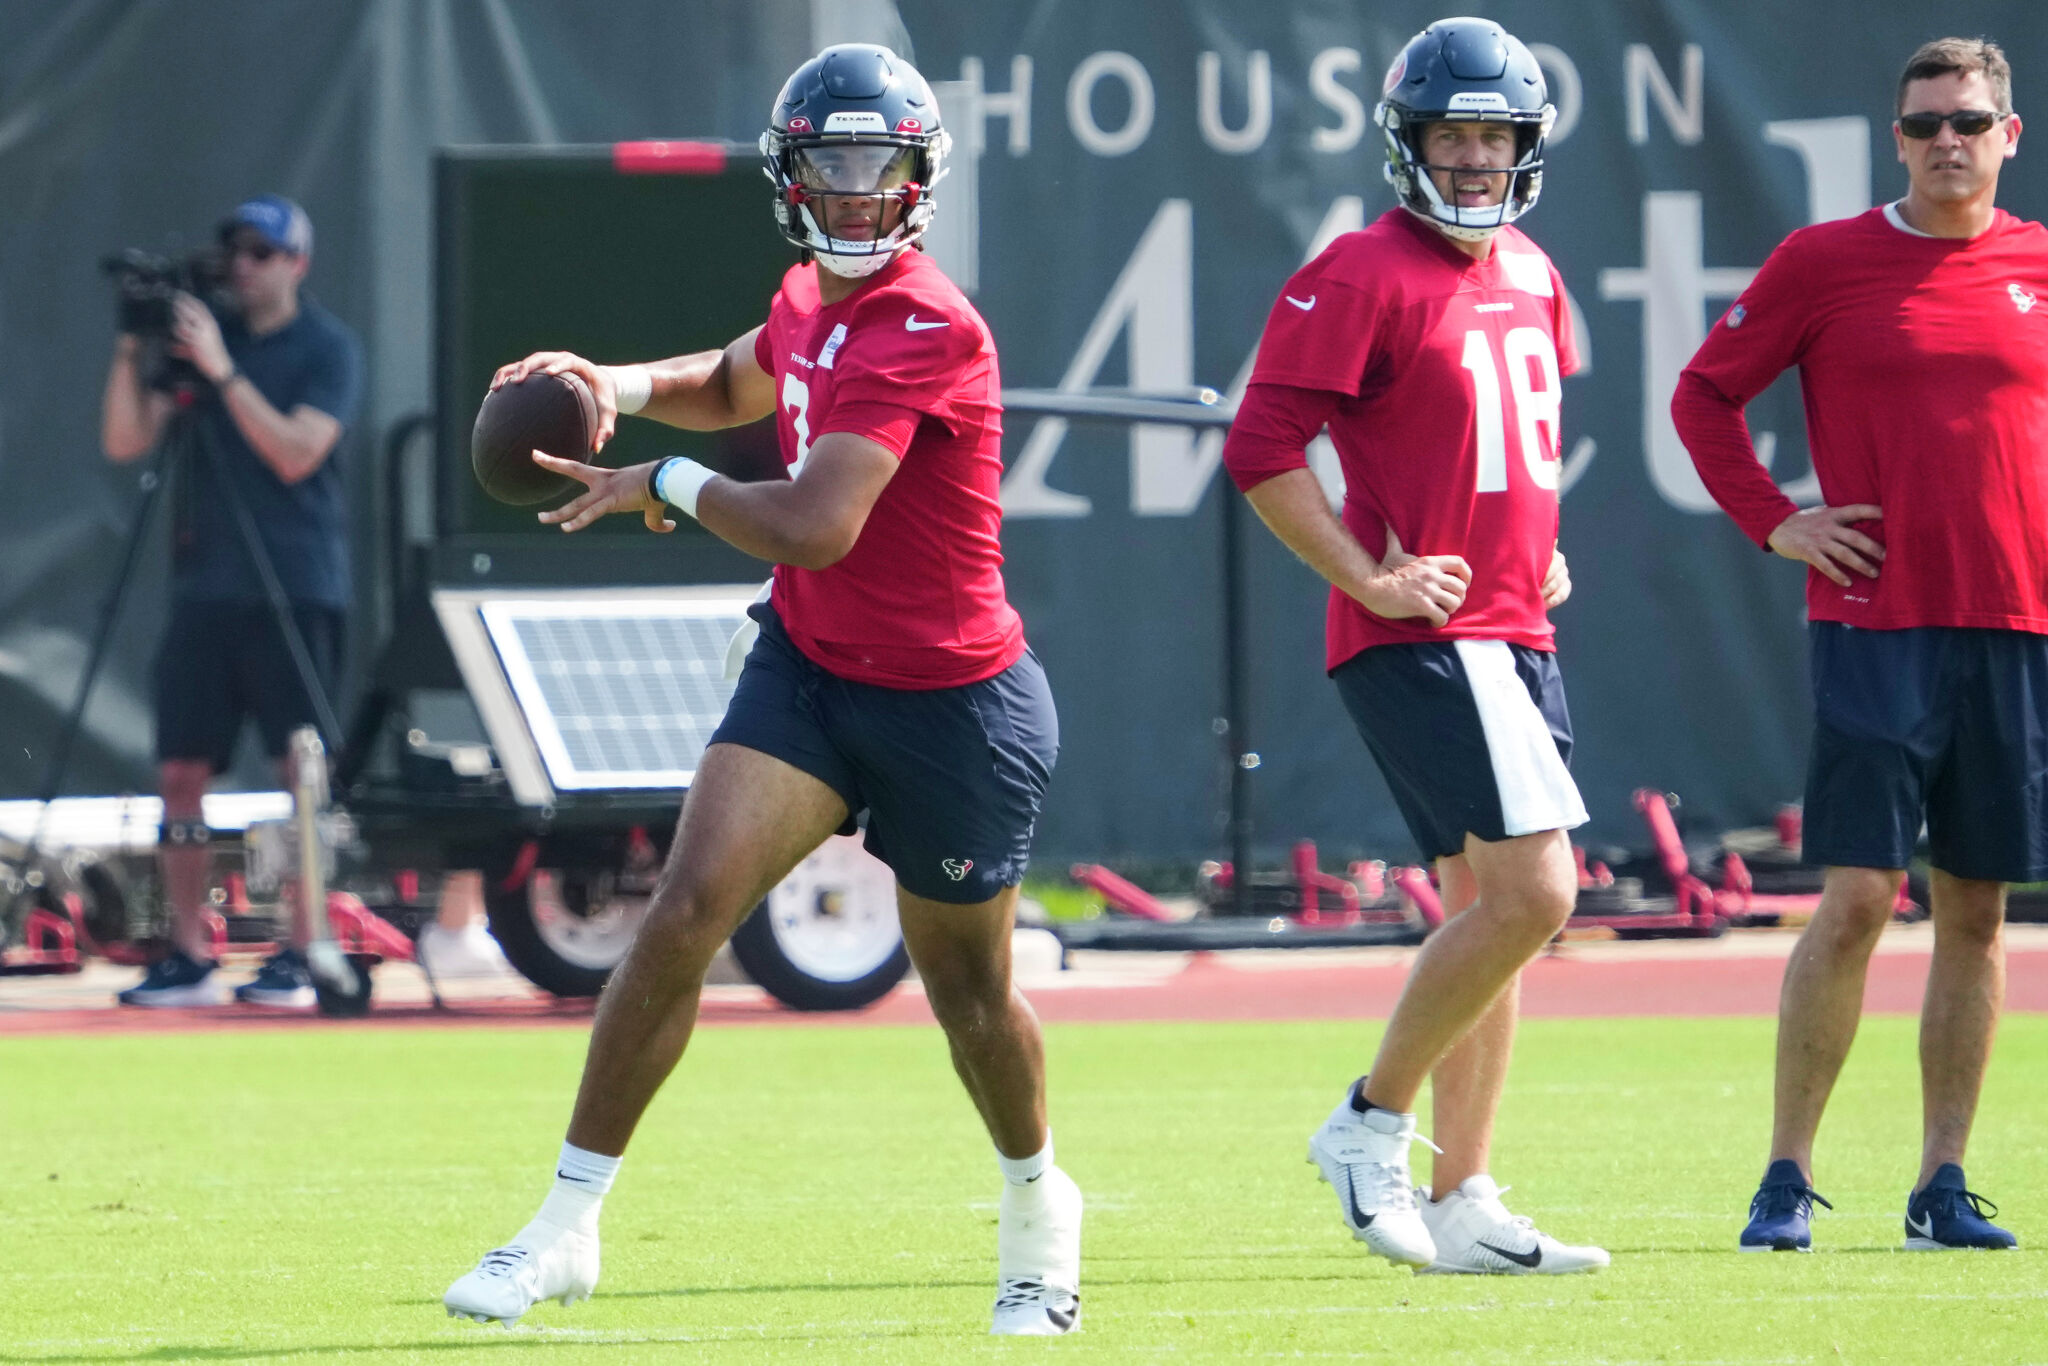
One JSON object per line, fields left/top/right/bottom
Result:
{"left": 99, "top": 195, "right": 363, "bottom": 1008}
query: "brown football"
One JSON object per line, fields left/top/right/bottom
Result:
{"left": 471, "top": 370, "right": 598, "bottom": 505}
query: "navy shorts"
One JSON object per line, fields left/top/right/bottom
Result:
{"left": 155, "top": 599, "right": 344, "bottom": 773}
{"left": 708, "top": 606, "right": 1058, "bottom": 904}
{"left": 1805, "top": 623, "right": 2048, "bottom": 881}
{"left": 1333, "top": 639, "right": 1587, "bottom": 861}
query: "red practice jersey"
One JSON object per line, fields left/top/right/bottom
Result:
{"left": 1675, "top": 206, "right": 2048, "bottom": 634}
{"left": 1223, "top": 209, "right": 1579, "bottom": 671}
{"left": 753, "top": 250, "right": 1023, "bottom": 688}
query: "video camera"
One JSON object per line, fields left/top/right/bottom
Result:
{"left": 101, "top": 247, "right": 231, "bottom": 339}
{"left": 100, "top": 247, "right": 233, "bottom": 390}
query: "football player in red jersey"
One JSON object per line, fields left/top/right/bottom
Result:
{"left": 1221, "top": 17, "right": 1607, "bottom": 1276}
{"left": 1678, "top": 37, "right": 2036, "bottom": 1254}
{"left": 443, "top": 46, "right": 1080, "bottom": 1335}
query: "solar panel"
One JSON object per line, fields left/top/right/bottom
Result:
{"left": 478, "top": 590, "right": 761, "bottom": 791}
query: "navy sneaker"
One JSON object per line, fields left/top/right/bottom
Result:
{"left": 117, "top": 951, "right": 228, "bottom": 1007}
{"left": 1739, "top": 1159, "right": 1832, "bottom": 1252}
{"left": 1904, "top": 1165, "right": 2016, "bottom": 1250}
{"left": 235, "top": 948, "right": 316, "bottom": 1008}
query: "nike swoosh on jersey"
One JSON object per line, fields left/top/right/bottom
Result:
{"left": 1477, "top": 1240, "right": 1544, "bottom": 1268}
{"left": 905, "top": 314, "right": 950, "bottom": 330}
{"left": 1286, "top": 295, "right": 1316, "bottom": 311}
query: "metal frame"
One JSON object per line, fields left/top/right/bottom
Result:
{"left": 1000, "top": 386, "right": 1261, "bottom": 917}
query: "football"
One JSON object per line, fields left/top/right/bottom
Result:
{"left": 470, "top": 370, "right": 599, "bottom": 505}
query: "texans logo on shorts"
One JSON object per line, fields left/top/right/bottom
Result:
{"left": 942, "top": 857, "right": 973, "bottom": 882}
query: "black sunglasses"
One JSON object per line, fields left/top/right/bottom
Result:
{"left": 1898, "top": 108, "right": 2004, "bottom": 139}
{"left": 230, "top": 240, "right": 281, "bottom": 262}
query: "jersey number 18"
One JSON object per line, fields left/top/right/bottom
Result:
{"left": 1460, "top": 327, "right": 1562, "bottom": 493}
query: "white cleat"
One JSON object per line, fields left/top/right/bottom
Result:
{"left": 1307, "top": 1093, "right": 1437, "bottom": 1268}
{"left": 443, "top": 1218, "right": 599, "bottom": 1325}
{"left": 1416, "top": 1175, "right": 1610, "bottom": 1275}
{"left": 991, "top": 1166, "right": 1082, "bottom": 1335}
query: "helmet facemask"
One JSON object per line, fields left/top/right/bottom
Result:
{"left": 764, "top": 132, "right": 950, "bottom": 278}
{"left": 1379, "top": 104, "right": 1554, "bottom": 243}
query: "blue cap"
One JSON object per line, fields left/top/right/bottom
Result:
{"left": 221, "top": 194, "right": 313, "bottom": 256}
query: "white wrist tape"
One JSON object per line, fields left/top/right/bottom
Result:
{"left": 607, "top": 364, "right": 653, "bottom": 416}
{"left": 654, "top": 456, "right": 716, "bottom": 519}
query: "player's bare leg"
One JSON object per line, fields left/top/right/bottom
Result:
{"left": 1764, "top": 865, "right": 1901, "bottom": 1178}
{"left": 1917, "top": 870, "right": 2005, "bottom": 1185}
{"left": 898, "top": 884, "right": 1046, "bottom": 1156}
{"left": 1362, "top": 828, "right": 1576, "bottom": 1113}
{"left": 446, "top": 742, "right": 847, "bottom": 1324}
{"left": 566, "top": 742, "right": 851, "bottom": 1154}
{"left": 1312, "top": 830, "right": 1573, "bottom": 1268}
{"left": 898, "top": 883, "right": 1079, "bottom": 1333}
{"left": 1425, "top": 854, "right": 1516, "bottom": 1195}
{"left": 1393, "top": 841, "right": 1606, "bottom": 1273}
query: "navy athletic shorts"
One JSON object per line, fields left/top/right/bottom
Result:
{"left": 1332, "top": 639, "right": 1587, "bottom": 862}
{"left": 155, "top": 599, "right": 344, "bottom": 773}
{"left": 708, "top": 605, "right": 1058, "bottom": 904}
{"left": 1805, "top": 622, "right": 2048, "bottom": 882}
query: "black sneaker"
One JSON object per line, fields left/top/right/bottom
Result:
{"left": 117, "top": 951, "right": 228, "bottom": 1007}
{"left": 1739, "top": 1158, "right": 1832, "bottom": 1252}
{"left": 235, "top": 948, "right": 316, "bottom": 1008}
{"left": 1905, "top": 1164, "right": 2016, "bottom": 1250}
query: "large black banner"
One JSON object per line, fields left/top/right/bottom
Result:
{"left": 2, "top": 1, "right": 2042, "bottom": 868}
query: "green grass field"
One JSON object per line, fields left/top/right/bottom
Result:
{"left": 4, "top": 1016, "right": 2044, "bottom": 1363}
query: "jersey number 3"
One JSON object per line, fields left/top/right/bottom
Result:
{"left": 1460, "top": 327, "right": 1562, "bottom": 493}
{"left": 780, "top": 372, "right": 814, "bottom": 476}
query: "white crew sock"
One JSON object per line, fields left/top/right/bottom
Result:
{"left": 536, "top": 1141, "right": 620, "bottom": 1231}
{"left": 997, "top": 1134, "right": 1054, "bottom": 1186}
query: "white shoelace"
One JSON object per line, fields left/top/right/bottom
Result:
{"left": 1347, "top": 1121, "right": 1442, "bottom": 1214}
{"left": 1453, "top": 1183, "right": 1547, "bottom": 1246}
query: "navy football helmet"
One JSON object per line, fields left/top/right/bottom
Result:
{"left": 762, "top": 44, "right": 950, "bottom": 278}
{"left": 1376, "top": 18, "right": 1555, "bottom": 241}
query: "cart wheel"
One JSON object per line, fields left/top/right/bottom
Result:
{"left": 76, "top": 857, "right": 133, "bottom": 949}
{"left": 312, "top": 949, "right": 380, "bottom": 1017}
{"left": 483, "top": 861, "right": 652, "bottom": 998}
{"left": 728, "top": 834, "right": 909, "bottom": 1012}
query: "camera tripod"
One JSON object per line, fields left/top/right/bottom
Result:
{"left": 5, "top": 387, "right": 346, "bottom": 956}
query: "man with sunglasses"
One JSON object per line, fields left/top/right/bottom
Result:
{"left": 1675, "top": 37, "right": 2041, "bottom": 1253}
{"left": 443, "top": 45, "right": 1079, "bottom": 1336}
{"left": 100, "top": 194, "right": 362, "bottom": 1010}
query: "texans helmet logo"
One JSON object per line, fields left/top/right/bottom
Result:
{"left": 1382, "top": 53, "right": 1407, "bottom": 95}
{"left": 2010, "top": 283, "right": 2037, "bottom": 313}
{"left": 786, "top": 116, "right": 813, "bottom": 133}
{"left": 942, "top": 858, "right": 973, "bottom": 882}
{"left": 896, "top": 117, "right": 924, "bottom": 133}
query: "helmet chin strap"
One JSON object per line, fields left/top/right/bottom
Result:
{"left": 1411, "top": 207, "right": 1503, "bottom": 244}
{"left": 1407, "top": 168, "right": 1519, "bottom": 242}
{"left": 797, "top": 200, "right": 919, "bottom": 277}
{"left": 814, "top": 245, "right": 902, "bottom": 278}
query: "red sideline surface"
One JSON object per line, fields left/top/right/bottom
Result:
{"left": 6, "top": 945, "right": 2045, "bottom": 1036}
